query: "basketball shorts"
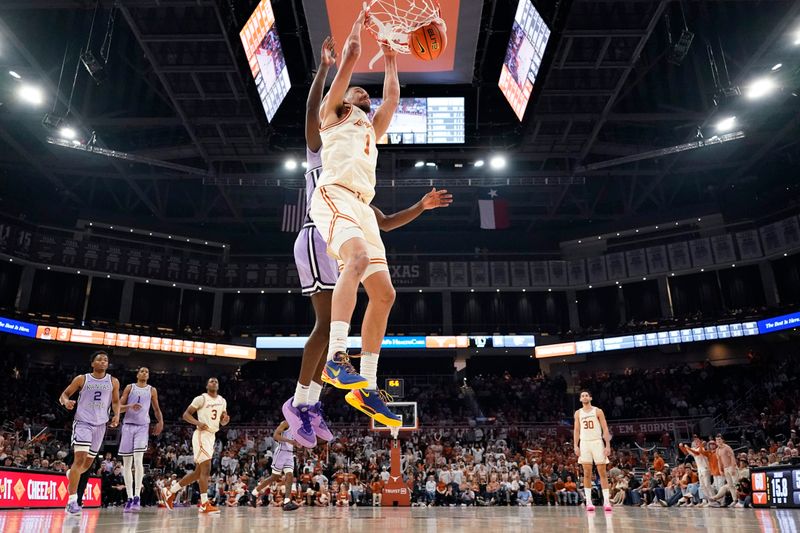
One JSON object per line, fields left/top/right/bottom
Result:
{"left": 308, "top": 184, "right": 388, "bottom": 282}
{"left": 192, "top": 429, "right": 215, "bottom": 464}
{"left": 579, "top": 440, "right": 608, "bottom": 465}
{"left": 293, "top": 224, "right": 339, "bottom": 296}
{"left": 119, "top": 423, "right": 149, "bottom": 456}
{"left": 271, "top": 451, "right": 295, "bottom": 475}
{"left": 71, "top": 420, "right": 107, "bottom": 458}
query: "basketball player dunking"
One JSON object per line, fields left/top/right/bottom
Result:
{"left": 164, "top": 377, "right": 229, "bottom": 514}
{"left": 251, "top": 420, "right": 300, "bottom": 511}
{"left": 284, "top": 36, "right": 452, "bottom": 447}
{"left": 573, "top": 390, "right": 613, "bottom": 512}
{"left": 119, "top": 367, "right": 164, "bottom": 512}
{"left": 59, "top": 350, "right": 120, "bottom": 515}
{"left": 308, "top": 9, "right": 435, "bottom": 427}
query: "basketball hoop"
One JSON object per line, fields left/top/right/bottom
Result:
{"left": 363, "top": 0, "right": 445, "bottom": 69}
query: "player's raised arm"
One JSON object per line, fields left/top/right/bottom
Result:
{"left": 151, "top": 387, "right": 164, "bottom": 435}
{"left": 372, "top": 43, "right": 399, "bottom": 139}
{"left": 321, "top": 10, "right": 366, "bottom": 126}
{"left": 273, "top": 420, "right": 291, "bottom": 442}
{"left": 59, "top": 374, "right": 85, "bottom": 410}
{"left": 372, "top": 188, "right": 453, "bottom": 232}
{"left": 306, "top": 36, "right": 337, "bottom": 151}
{"left": 596, "top": 408, "right": 611, "bottom": 455}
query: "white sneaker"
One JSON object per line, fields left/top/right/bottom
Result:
{"left": 648, "top": 501, "right": 659, "bottom": 507}
{"left": 252, "top": 488, "right": 259, "bottom": 497}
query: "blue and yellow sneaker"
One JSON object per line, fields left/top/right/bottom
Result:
{"left": 345, "top": 389, "right": 402, "bottom": 427}
{"left": 321, "top": 352, "right": 369, "bottom": 389}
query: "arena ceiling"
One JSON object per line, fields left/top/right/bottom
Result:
{"left": 0, "top": 0, "right": 798, "bottom": 248}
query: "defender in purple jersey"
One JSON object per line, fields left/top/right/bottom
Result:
{"left": 284, "top": 37, "right": 453, "bottom": 447}
{"left": 59, "top": 350, "right": 120, "bottom": 515}
{"left": 251, "top": 420, "right": 300, "bottom": 511}
{"left": 119, "top": 367, "right": 164, "bottom": 512}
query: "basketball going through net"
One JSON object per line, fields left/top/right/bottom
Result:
{"left": 364, "top": 0, "right": 446, "bottom": 68}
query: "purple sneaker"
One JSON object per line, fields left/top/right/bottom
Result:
{"left": 65, "top": 501, "right": 82, "bottom": 515}
{"left": 131, "top": 496, "right": 141, "bottom": 511}
{"left": 281, "top": 397, "right": 317, "bottom": 448}
{"left": 308, "top": 402, "right": 334, "bottom": 441}
{"left": 123, "top": 498, "right": 134, "bottom": 513}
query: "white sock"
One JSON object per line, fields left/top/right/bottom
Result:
{"left": 602, "top": 488, "right": 610, "bottom": 504}
{"left": 360, "top": 351, "right": 379, "bottom": 390}
{"left": 122, "top": 456, "right": 134, "bottom": 499}
{"left": 200, "top": 493, "right": 209, "bottom": 504}
{"left": 308, "top": 381, "right": 323, "bottom": 404}
{"left": 584, "top": 488, "right": 592, "bottom": 504}
{"left": 292, "top": 382, "right": 310, "bottom": 407}
{"left": 68, "top": 494, "right": 78, "bottom": 504}
{"left": 327, "top": 321, "right": 349, "bottom": 361}
{"left": 134, "top": 452, "right": 145, "bottom": 497}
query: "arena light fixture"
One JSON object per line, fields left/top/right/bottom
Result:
{"left": 301, "top": 162, "right": 308, "bottom": 169}
{"left": 425, "top": 162, "right": 436, "bottom": 167}
{"left": 473, "top": 160, "right": 485, "bottom": 168}
{"left": 745, "top": 77, "right": 777, "bottom": 99}
{"left": 284, "top": 158, "right": 298, "bottom": 171}
{"left": 715, "top": 116, "right": 736, "bottom": 133}
{"left": 489, "top": 155, "right": 506, "bottom": 170}
{"left": 59, "top": 127, "right": 77, "bottom": 140}
{"left": 414, "top": 161, "right": 424, "bottom": 168}
{"left": 771, "top": 63, "right": 782, "bottom": 71}
{"left": 9, "top": 70, "right": 21, "bottom": 79}
{"left": 17, "top": 84, "right": 44, "bottom": 105}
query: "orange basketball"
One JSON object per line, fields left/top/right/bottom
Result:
{"left": 409, "top": 21, "right": 447, "bottom": 61}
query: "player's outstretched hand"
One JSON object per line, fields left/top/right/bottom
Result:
{"left": 321, "top": 36, "right": 337, "bottom": 67}
{"left": 421, "top": 188, "right": 453, "bottom": 209}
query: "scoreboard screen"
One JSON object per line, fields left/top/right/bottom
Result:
{"left": 239, "top": 0, "right": 291, "bottom": 122}
{"left": 752, "top": 466, "right": 800, "bottom": 508}
{"left": 385, "top": 378, "right": 405, "bottom": 399}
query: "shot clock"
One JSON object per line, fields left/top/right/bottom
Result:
{"left": 751, "top": 465, "right": 800, "bottom": 508}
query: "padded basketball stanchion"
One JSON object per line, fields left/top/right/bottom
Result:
{"left": 381, "top": 428, "right": 410, "bottom": 506}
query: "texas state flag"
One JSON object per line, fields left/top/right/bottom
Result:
{"left": 478, "top": 189, "right": 510, "bottom": 229}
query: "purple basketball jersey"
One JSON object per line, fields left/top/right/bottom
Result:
{"left": 123, "top": 384, "right": 152, "bottom": 425}
{"left": 304, "top": 146, "right": 323, "bottom": 225}
{"left": 75, "top": 373, "right": 112, "bottom": 426}
{"left": 276, "top": 429, "right": 294, "bottom": 454}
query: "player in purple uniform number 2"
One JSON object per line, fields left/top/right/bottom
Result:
{"left": 119, "top": 367, "right": 164, "bottom": 512}
{"left": 283, "top": 36, "right": 453, "bottom": 448}
{"left": 58, "top": 350, "right": 120, "bottom": 515}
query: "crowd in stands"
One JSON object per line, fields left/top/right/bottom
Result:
{"left": 1, "top": 351, "right": 800, "bottom": 509}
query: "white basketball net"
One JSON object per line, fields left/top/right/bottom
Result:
{"left": 389, "top": 426, "right": 401, "bottom": 439}
{"left": 363, "top": 0, "right": 445, "bottom": 69}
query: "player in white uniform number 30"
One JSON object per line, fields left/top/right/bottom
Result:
{"left": 573, "top": 390, "right": 613, "bottom": 512}
{"left": 163, "top": 377, "right": 229, "bottom": 514}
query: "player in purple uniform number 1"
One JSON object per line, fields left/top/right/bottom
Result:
{"left": 119, "top": 367, "right": 164, "bottom": 512}
{"left": 58, "top": 350, "right": 120, "bottom": 515}
{"left": 283, "top": 36, "right": 453, "bottom": 448}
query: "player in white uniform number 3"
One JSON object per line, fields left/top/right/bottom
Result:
{"left": 163, "top": 377, "right": 229, "bottom": 514}
{"left": 573, "top": 390, "right": 613, "bottom": 512}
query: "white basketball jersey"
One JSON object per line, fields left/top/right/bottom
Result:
{"left": 191, "top": 393, "right": 227, "bottom": 434}
{"left": 318, "top": 104, "right": 378, "bottom": 203}
{"left": 578, "top": 407, "right": 603, "bottom": 442}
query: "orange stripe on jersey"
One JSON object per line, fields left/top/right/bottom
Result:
{"left": 320, "top": 104, "right": 354, "bottom": 132}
